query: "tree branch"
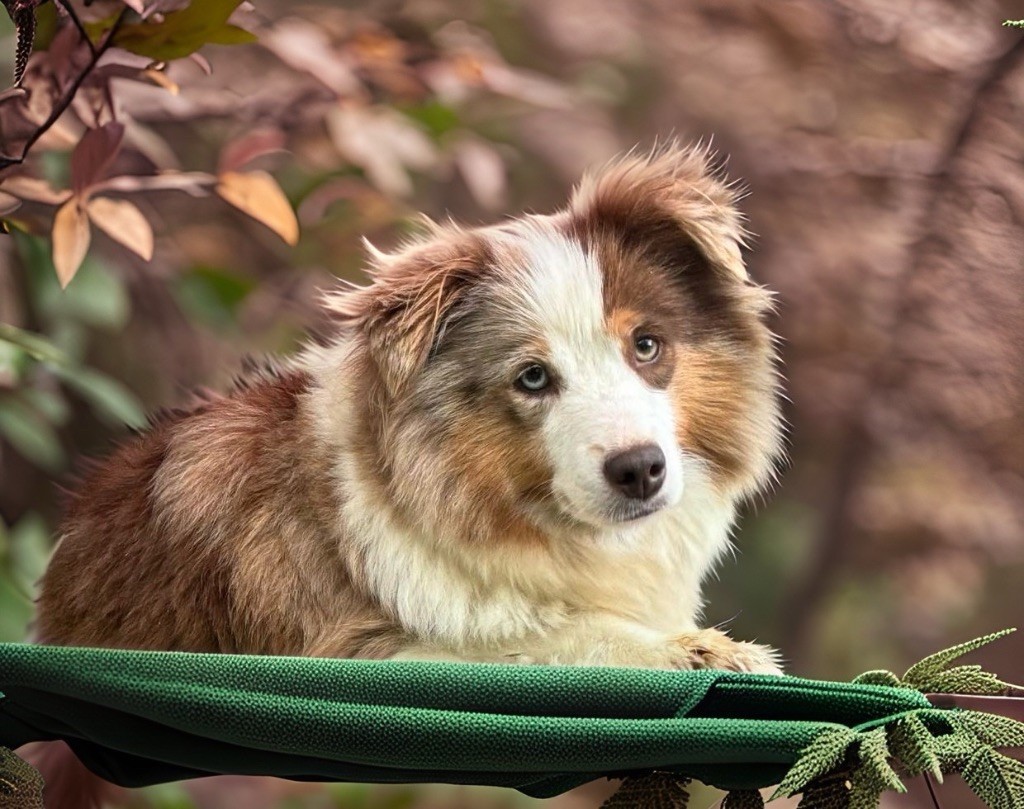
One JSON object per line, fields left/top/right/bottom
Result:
{"left": 780, "top": 35, "right": 1024, "bottom": 665}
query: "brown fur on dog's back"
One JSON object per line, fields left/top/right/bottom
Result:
{"left": 36, "top": 370, "right": 400, "bottom": 658}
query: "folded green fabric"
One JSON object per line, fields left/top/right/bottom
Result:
{"left": 0, "top": 633, "right": 1020, "bottom": 808}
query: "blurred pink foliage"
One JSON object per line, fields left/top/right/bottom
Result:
{"left": 1, "top": 2, "right": 1022, "bottom": 807}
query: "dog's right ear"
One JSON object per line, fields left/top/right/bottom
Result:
{"left": 325, "top": 231, "right": 488, "bottom": 396}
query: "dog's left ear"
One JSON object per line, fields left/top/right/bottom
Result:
{"left": 327, "top": 233, "right": 486, "bottom": 395}
{"left": 568, "top": 143, "right": 748, "bottom": 282}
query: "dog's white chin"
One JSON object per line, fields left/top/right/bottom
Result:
{"left": 553, "top": 481, "right": 685, "bottom": 535}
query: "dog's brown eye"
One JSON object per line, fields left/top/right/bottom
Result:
{"left": 516, "top": 364, "right": 550, "bottom": 393}
{"left": 634, "top": 335, "right": 660, "bottom": 363}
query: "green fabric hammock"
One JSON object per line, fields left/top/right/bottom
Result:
{"left": 1, "top": 631, "right": 1022, "bottom": 808}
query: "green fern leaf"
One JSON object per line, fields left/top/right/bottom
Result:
{"left": 797, "top": 774, "right": 852, "bottom": 809}
{"left": 852, "top": 670, "right": 902, "bottom": 687}
{"left": 847, "top": 764, "right": 885, "bottom": 809}
{"left": 961, "top": 746, "right": 1024, "bottom": 809}
{"left": 887, "top": 714, "right": 943, "bottom": 781}
{"left": 857, "top": 727, "right": 906, "bottom": 794}
{"left": 602, "top": 773, "right": 691, "bottom": 808}
{"left": 902, "top": 629, "right": 1015, "bottom": 690}
{"left": 771, "top": 728, "right": 856, "bottom": 800}
{"left": 0, "top": 746, "right": 44, "bottom": 809}
{"left": 933, "top": 716, "right": 984, "bottom": 772}
{"left": 957, "top": 711, "right": 1024, "bottom": 749}
{"left": 721, "top": 788, "right": 764, "bottom": 808}
{"left": 912, "top": 664, "right": 1012, "bottom": 695}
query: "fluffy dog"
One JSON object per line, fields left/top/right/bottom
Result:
{"left": 35, "top": 143, "right": 784, "bottom": 673}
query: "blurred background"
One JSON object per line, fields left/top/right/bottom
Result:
{"left": 1, "top": 1, "right": 1022, "bottom": 807}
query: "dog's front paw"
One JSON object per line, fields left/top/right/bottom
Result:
{"left": 669, "top": 628, "right": 783, "bottom": 675}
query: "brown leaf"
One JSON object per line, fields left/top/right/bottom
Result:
{"left": 479, "top": 62, "right": 571, "bottom": 109}
{"left": 218, "top": 128, "right": 287, "bottom": 174}
{"left": 0, "top": 86, "right": 27, "bottom": 103}
{"left": 87, "top": 197, "right": 154, "bottom": 260}
{"left": 71, "top": 123, "right": 126, "bottom": 195}
{"left": 188, "top": 52, "right": 213, "bottom": 74}
{"left": 262, "top": 17, "right": 360, "bottom": 96}
{"left": 327, "top": 104, "right": 437, "bottom": 197}
{"left": 215, "top": 170, "right": 299, "bottom": 246}
{"left": 0, "top": 191, "right": 21, "bottom": 216}
{"left": 454, "top": 137, "right": 506, "bottom": 210}
{"left": 52, "top": 199, "right": 92, "bottom": 288}
{"left": 0, "top": 177, "right": 72, "bottom": 205}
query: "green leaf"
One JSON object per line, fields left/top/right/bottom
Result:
{"left": 0, "top": 339, "right": 23, "bottom": 384}
{"left": 601, "top": 773, "right": 690, "bottom": 808}
{"left": 856, "top": 727, "right": 905, "bottom": 794}
{"left": 52, "top": 365, "right": 145, "bottom": 428}
{"left": 26, "top": 253, "right": 131, "bottom": 332}
{"left": 796, "top": 772, "right": 852, "bottom": 808}
{"left": 0, "top": 745, "right": 44, "bottom": 804}
{"left": 58, "top": 258, "right": 131, "bottom": 330}
{"left": 0, "top": 570, "right": 32, "bottom": 642}
{"left": 0, "top": 323, "right": 66, "bottom": 365}
{"left": 173, "top": 265, "right": 255, "bottom": 328}
{"left": 771, "top": 727, "right": 856, "bottom": 800}
{"left": 903, "top": 629, "right": 1015, "bottom": 690}
{"left": 721, "top": 789, "right": 763, "bottom": 808}
{"left": 916, "top": 664, "right": 1011, "bottom": 696}
{"left": 932, "top": 716, "right": 983, "bottom": 771}
{"left": 111, "top": 0, "right": 256, "bottom": 61}
{"left": 853, "top": 670, "right": 903, "bottom": 688}
{"left": 8, "top": 513, "right": 50, "bottom": 595}
{"left": 201, "top": 24, "right": 258, "bottom": 46}
{"left": 0, "top": 395, "right": 65, "bottom": 471}
{"left": 18, "top": 387, "right": 70, "bottom": 426}
{"left": 887, "top": 714, "right": 942, "bottom": 781}
{"left": 853, "top": 630, "right": 1019, "bottom": 696}
{"left": 403, "top": 102, "right": 461, "bottom": 139}
{"left": 848, "top": 764, "right": 885, "bottom": 809}
{"left": 956, "top": 711, "right": 1024, "bottom": 750}
{"left": 961, "top": 746, "right": 1024, "bottom": 809}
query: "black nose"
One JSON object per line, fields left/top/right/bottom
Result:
{"left": 603, "top": 444, "right": 666, "bottom": 501}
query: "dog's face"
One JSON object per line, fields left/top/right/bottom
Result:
{"left": 331, "top": 145, "right": 782, "bottom": 546}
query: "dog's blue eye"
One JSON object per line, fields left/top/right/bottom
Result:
{"left": 516, "top": 364, "right": 550, "bottom": 392}
{"left": 634, "top": 335, "right": 660, "bottom": 363}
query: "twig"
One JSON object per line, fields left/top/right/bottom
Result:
{"left": 0, "top": 7, "right": 129, "bottom": 171}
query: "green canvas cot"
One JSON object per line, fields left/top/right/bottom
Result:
{"left": 0, "top": 631, "right": 1022, "bottom": 808}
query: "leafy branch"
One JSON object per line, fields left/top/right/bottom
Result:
{"left": 0, "top": 6, "right": 129, "bottom": 171}
{"left": 773, "top": 630, "right": 1024, "bottom": 808}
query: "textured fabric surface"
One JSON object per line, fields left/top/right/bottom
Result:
{"left": 0, "top": 644, "right": 933, "bottom": 797}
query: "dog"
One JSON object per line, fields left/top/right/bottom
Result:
{"left": 34, "top": 143, "right": 784, "bottom": 673}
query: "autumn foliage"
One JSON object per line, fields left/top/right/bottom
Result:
{"left": 0, "top": 3, "right": 1023, "bottom": 807}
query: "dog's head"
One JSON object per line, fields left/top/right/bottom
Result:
{"left": 326, "top": 144, "right": 783, "bottom": 546}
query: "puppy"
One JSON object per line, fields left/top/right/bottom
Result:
{"left": 35, "top": 143, "right": 784, "bottom": 673}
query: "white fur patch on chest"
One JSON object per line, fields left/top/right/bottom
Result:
{"left": 340, "top": 449, "right": 734, "bottom": 655}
